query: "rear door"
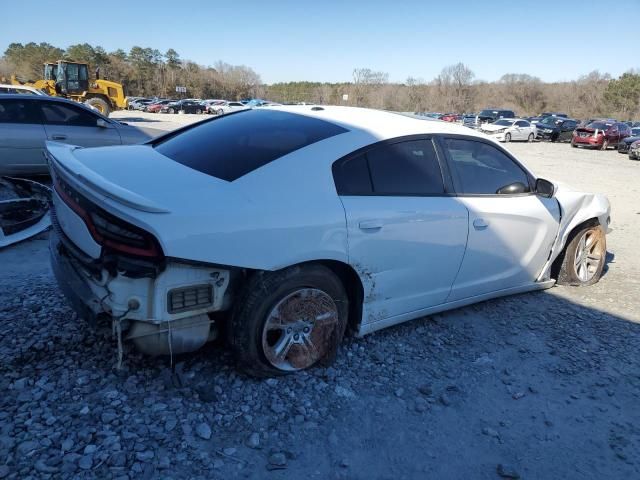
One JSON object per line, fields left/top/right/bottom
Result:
{"left": 0, "top": 98, "right": 47, "bottom": 175}
{"left": 439, "top": 137, "right": 560, "bottom": 301}
{"left": 39, "top": 101, "right": 121, "bottom": 147}
{"left": 335, "top": 137, "right": 469, "bottom": 323}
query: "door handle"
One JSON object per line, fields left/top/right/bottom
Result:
{"left": 473, "top": 218, "right": 489, "bottom": 230}
{"left": 51, "top": 135, "right": 67, "bottom": 140}
{"left": 359, "top": 220, "right": 383, "bottom": 231}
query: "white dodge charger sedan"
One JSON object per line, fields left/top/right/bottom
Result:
{"left": 47, "top": 106, "right": 610, "bottom": 376}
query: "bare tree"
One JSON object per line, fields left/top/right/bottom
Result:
{"left": 499, "top": 74, "right": 546, "bottom": 115}
{"left": 434, "top": 62, "right": 475, "bottom": 112}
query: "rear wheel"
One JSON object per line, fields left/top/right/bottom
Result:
{"left": 556, "top": 224, "right": 606, "bottom": 286}
{"left": 229, "top": 264, "right": 349, "bottom": 377}
{"left": 528, "top": 133, "right": 534, "bottom": 142}
{"left": 504, "top": 133, "right": 511, "bottom": 142}
{"left": 85, "top": 97, "right": 111, "bottom": 116}
{"left": 168, "top": 108, "right": 175, "bottom": 114}
{"left": 196, "top": 109, "right": 202, "bottom": 114}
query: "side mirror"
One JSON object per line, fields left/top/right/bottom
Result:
{"left": 535, "top": 178, "right": 556, "bottom": 198}
{"left": 96, "top": 118, "right": 108, "bottom": 128}
{"left": 495, "top": 182, "right": 528, "bottom": 195}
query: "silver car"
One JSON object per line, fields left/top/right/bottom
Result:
{"left": 0, "top": 95, "right": 151, "bottom": 175}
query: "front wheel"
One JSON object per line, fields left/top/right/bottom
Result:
{"left": 196, "top": 109, "right": 202, "bottom": 114}
{"left": 504, "top": 133, "right": 511, "bottom": 143}
{"left": 528, "top": 133, "right": 534, "bottom": 142}
{"left": 168, "top": 108, "right": 175, "bottom": 114}
{"left": 556, "top": 225, "right": 606, "bottom": 286}
{"left": 229, "top": 264, "right": 349, "bottom": 377}
{"left": 600, "top": 140, "right": 609, "bottom": 150}
{"left": 217, "top": 108, "right": 224, "bottom": 115}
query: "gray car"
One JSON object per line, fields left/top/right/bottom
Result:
{"left": 0, "top": 95, "right": 151, "bottom": 175}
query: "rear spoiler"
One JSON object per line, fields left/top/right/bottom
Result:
{"left": 45, "top": 141, "right": 170, "bottom": 214}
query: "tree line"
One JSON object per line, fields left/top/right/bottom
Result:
{"left": 1, "top": 43, "right": 639, "bottom": 119}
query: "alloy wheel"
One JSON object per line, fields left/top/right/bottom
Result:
{"left": 573, "top": 230, "right": 604, "bottom": 282}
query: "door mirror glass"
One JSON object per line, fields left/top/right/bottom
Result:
{"left": 96, "top": 118, "right": 108, "bottom": 128}
{"left": 496, "top": 181, "right": 528, "bottom": 195}
{"left": 535, "top": 178, "right": 555, "bottom": 198}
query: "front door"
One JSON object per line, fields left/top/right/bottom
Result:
{"left": 39, "top": 101, "right": 121, "bottom": 148}
{"left": 334, "top": 138, "right": 469, "bottom": 324}
{"left": 439, "top": 137, "right": 561, "bottom": 301}
{"left": 0, "top": 98, "right": 47, "bottom": 174}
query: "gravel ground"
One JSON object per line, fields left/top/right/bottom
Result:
{"left": 1, "top": 139, "right": 639, "bottom": 480}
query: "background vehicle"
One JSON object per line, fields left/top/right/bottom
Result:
{"left": 145, "top": 99, "right": 174, "bottom": 113}
{"left": 161, "top": 100, "right": 204, "bottom": 114}
{"left": 201, "top": 99, "right": 225, "bottom": 113}
{"left": 130, "top": 99, "right": 154, "bottom": 111}
{"left": 628, "top": 140, "right": 640, "bottom": 159}
{"left": 616, "top": 127, "right": 640, "bottom": 154}
{"left": 480, "top": 118, "right": 536, "bottom": 142}
{"left": 211, "top": 100, "right": 249, "bottom": 115}
{"left": 572, "top": 121, "right": 631, "bottom": 149}
{"left": 0, "top": 95, "right": 150, "bottom": 175}
{"left": 439, "top": 113, "right": 461, "bottom": 122}
{"left": 536, "top": 117, "right": 579, "bottom": 142}
{"left": 47, "top": 106, "right": 609, "bottom": 376}
{"left": 463, "top": 108, "right": 515, "bottom": 129}
{"left": 4, "top": 60, "right": 127, "bottom": 115}
{"left": 0, "top": 84, "right": 47, "bottom": 96}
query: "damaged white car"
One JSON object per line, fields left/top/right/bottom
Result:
{"left": 47, "top": 107, "right": 611, "bottom": 376}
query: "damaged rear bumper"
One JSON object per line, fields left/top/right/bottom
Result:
{"left": 50, "top": 219, "right": 235, "bottom": 356}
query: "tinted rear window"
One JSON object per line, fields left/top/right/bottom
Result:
{"left": 154, "top": 109, "right": 348, "bottom": 181}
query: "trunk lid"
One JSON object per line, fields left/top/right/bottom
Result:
{"left": 46, "top": 142, "right": 236, "bottom": 214}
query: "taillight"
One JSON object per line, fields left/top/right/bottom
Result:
{"left": 54, "top": 177, "right": 163, "bottom": 259}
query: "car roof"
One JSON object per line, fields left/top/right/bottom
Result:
{"left": 0, "top": 84, "right": 46, "bottom": 94}
{"left": 0, "top": 94, "right": 109, "bottom": 118}
{"left": 263, "top": 105, "right": 488, "bottom": 141}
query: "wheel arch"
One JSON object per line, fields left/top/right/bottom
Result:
{"left": 550, "top": 216, "right": 603, "bottom": 279}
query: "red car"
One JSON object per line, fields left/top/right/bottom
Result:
{"left": 439, "top": 113, "right": 460, "bottom": 122}
{"left": 146, "top": 100, "right": 174, "bottom": 113}
{"left": 572, "top": 120, "right": 631, "bottom": 149}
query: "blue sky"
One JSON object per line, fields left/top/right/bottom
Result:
{"left": 2, "top": 0, "right": 638, "bottom": 84}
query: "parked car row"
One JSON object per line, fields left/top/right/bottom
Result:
{"left": 126, "top": 97, "right": 270, "bottom": 115}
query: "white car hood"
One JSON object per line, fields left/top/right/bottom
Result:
{"left": 538, "top": 182, "right": 611, "bottom": 280}
{"left": 482, "top": 124, "right": 510, "bottom": 132}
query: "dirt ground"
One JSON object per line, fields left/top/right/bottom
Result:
{"left": 0, "top": 130, "right": 639, "bottom": 479}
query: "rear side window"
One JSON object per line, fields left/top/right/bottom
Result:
{"left": 41, "top": 102, "right": 98, "bottom": 127}
{"left": 367, "top": 140, "right": 444, "bottom": 195}
{"left": 155, "top": 109, "right": 348, "bottom": 181}
{"left": 333, "top": 139, "right": 445, "bottom": 196}
{"left": 443, "top": 138, "right": 530, "bottom": 195}
{"left": 0, "top": 99, "right": 40, "bottom": 124}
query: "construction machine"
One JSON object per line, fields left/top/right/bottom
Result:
{"left": 6, "top": 60, "right": 127, "bottom": 115}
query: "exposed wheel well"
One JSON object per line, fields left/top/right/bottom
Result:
{"left": 550, "top": 217, "right": 602, "bottom": 279}
{"left": 313, "top": 260, "right": 364, "bottom": 335}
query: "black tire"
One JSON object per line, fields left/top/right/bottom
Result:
{"left": 528, "top": 133, "right": 534, "bottom": 142}
{"left": 600, "top": 140, "right": 609, "bottom": 150}
{"left": 550, "top": 132, "right": 559, "bottom": 142}
{"left": 504, "top": 133, "right": 511, "bottom": 143}
{"left": 555, "top": 224, "right": 606, "bottom": 286}
{"left": 571, "top": 140, "right": 577, "bottom": 148}
{"left": 217, "top": 108, "right": 224, "bottom": 116}
{"left": 229, "top": 264, "right": 349, "bottom": 377}
{"left": 168, "top": 108, "right": 175, "bottom": 114}
{"left": 84, "top": 97, "right": 111, "bottom": 116}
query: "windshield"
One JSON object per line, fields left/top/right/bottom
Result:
{"left": 586, "top": 122, "right": 611, "bottom": 130}
{"left": 540, "top": 117, "right": 561, "bottom": 126}
{"left": 493, "top": 120, "right": 513, "bottom": 126}
{"left": 479, "top": 110, "right": 498, "bottom": 117}
{"left": 631, "top": 128, "right": 640, "bottom": 136}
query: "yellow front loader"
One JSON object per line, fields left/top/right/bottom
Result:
{"left": 7, "top": 60, "right": 127, "bottom": 115}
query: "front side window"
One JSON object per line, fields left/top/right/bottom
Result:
{"left": 333, "top": 139, "right": 445, "bottom": 196}
{"left": 515, "top": 120, "right": 529, "bottom": 127}
{"left": 0, "top": 99, "right": 40, "bottom": 124}
{"left": 40, "top": 102, "right": 98, "bottom": 127}
{"left": 155, "top": 109, "right": 348, "bottom": 181}
{"left": 443, "top": 138, "right": 530, "bottom": 195}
